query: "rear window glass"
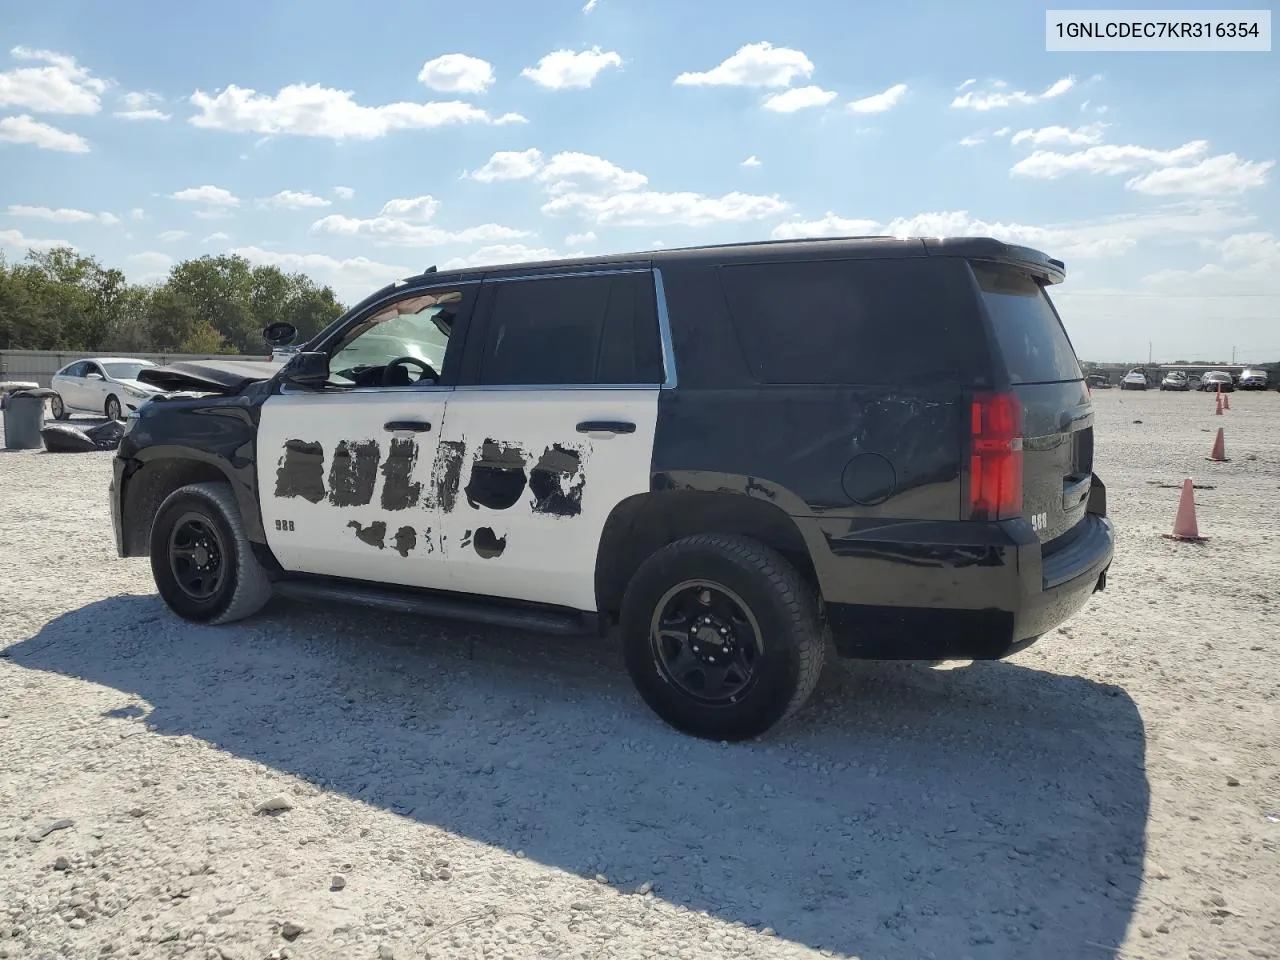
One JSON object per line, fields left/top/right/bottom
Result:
{"left": 716, "top": 257, "right": 969, "bottom": 385}
{"left": 972, "top": 263, "right": 1082, "bottom": 384}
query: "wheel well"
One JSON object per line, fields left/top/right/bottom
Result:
{"left": 594, "top": 490, "right": 817, "bottom": 621}
{"left": 120, "top": 458, "right": 229, "bottom": 556}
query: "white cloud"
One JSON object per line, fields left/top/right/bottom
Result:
{"left": 742, "top": 155, "right": 762, "bottom": 167}
{"left": 956, "top": 78, "right": 977, "bottom": 91}
{"left": 115, "top": 90, "right": 170, "bottom": 121}
{"left": 130, "top": 208, "right": 146, "bottom": 221}
{"left": 126, "top": 251, "right": 174, "bottom": 281}
{"left": 952, "top": 76, "right": 1075, "bottom": 110}
{"left": 1125, "top": 154, "right": 1274, "bottom": 197}
{"left": 771, "top": 203, "right": 1257, "bottom": 261}
{"left": 542, "top": 189, "right": 788, "bottom": 227}
{"left": 158, "top": 230, "right": 188, "bottom": 242}
{"left": 0, "top": 114, "right": 89, "bottom": 152}
{"left": 994, "top": 127, "right": 1011, "bottom": 137}
{"left": 377, "top": 196, "right": 440, "bottom": 221}
{"left": 565, "top": 231, "right": 596, "bottom": 245}
{"left": 0, "top": 47, "right": 107, "bottom": 115}
{"left": 1139, "top": 233, "right": 1280, "bottom": 296}
{"left": 417, "top": 54, "right": 495, "bottom": 95}
{"left": 1011, "top": 140, "right": 1208, "bottom": 178}
{"left": 538, "top": 152, "right": 647, "bottom": 194}
{"left": 762, "top": 85, "right": 837, "bottom": 113}
{"left": 583, "top": 0, "right": 600, "bottom": 10}
{"left": 1011, "top": 124, "right": 1106, "bottom": 147}
{"left": 675, "top": 41, "right": 813, "bottom": 89}
{"left": 233, "top": 245, "right": 410, "bottom": 300}
{"left": 170, "top": 185, "right": 241, "bottom": 207}
{"left": 0, "top": 227, "right": 72, "bottom": 253}
{"left": 959, "top": 135, "right": 984, "bottom": 147}
{"left": 465, "top": 148, "right": 544, "bottom": 182}
{"left": 202, "top": 231, "right": 230, "bottom": 243}
{"left": 334, "top": 186, "right": 355, "bottom": 200}
{"left": 188, "top": 83, "right": 526, "bottom": 139}
{"left": 311, "top": 214, "right": 529, "bottom": 247}
{"left": 7, "top": 205, "right": 118, "bottom": 225}
{"left": 522, "top": 47, "right": 622, "bottom": 90}
{"left": 771, "top": 212, "right": 880, "bottom": 239}
{"left": 848, "top": 83, "right": 908, "bottom": 114}
{"left": 263, "top": 189, "right": 332, "bottom": 209}
{"left": 440, "top": 243, "right": 569, "bottom": 270}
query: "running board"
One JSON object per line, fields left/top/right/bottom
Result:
{"left": 273, "top": 579, "right": 599, "bottom": 636}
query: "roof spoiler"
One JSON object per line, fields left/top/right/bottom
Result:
{"left": 921, "top": 237, "right": 1066, "bottom": 285}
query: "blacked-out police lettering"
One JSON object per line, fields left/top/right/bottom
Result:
{"left": 110, "top": 236, "right": 1114, "bottom": 741}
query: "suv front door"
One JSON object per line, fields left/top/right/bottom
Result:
{"left": 435, "top": 267, "right": 669, "bottom": 612}
{"left": 256, "top": 283, "right": 476, "bottom": 588}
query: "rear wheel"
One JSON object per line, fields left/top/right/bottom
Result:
{"left": 621, "top": 534, "right": 827, "bottom": 741}
{"left": 149, "top": 482, "right": 273, "bottom": 624}
{"left": 105, "top": 395, "right": 122, "bottom": 421}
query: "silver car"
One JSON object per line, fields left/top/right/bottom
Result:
{"left": 50, "top": 357, "right": 167, "bottom": 421}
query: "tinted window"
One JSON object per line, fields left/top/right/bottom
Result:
{"left": 716, "top": 257, "right": 968, "bottom": 385}
{"left": 477, "top": 272, "right": 664, "bottom": 386}
{"left": 972, "top": 264, "right": 1083, "bottom": 385}
{"left": 329, "top": 289, "right": 465, "bottom": 387}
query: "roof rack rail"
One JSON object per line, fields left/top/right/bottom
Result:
{"left": 423, "top": 265, "right": 437, "bottom": 274}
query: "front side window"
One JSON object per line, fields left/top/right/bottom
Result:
{"left": 102, "top": 361, "right": 151, "bottom": 380}
{"left": 327, "top": 289, "right": 466, "bottom": 388}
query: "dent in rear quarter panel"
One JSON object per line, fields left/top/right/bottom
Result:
{"left": 650, "top": 386, "right": 1021, "bottom": 608}
{"left": 120, "top": 388, "right": 269, "bottom": 544}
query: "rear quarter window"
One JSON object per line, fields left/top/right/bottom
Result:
{"left": 972, "top": 263, "right": 1083, "bottom": 385}
{"left": 715, "top": 257, "right": 976, "bottom": 385}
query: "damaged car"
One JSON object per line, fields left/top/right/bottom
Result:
{"left": 109, "top": 237, "right": 1114, "bottom": 741}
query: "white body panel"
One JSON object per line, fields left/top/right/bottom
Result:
{"left": 256, "top": 390, "right": 451, "bottom": 588}
{"left": 434, "top": 387, "right": 660, "bottom": 612}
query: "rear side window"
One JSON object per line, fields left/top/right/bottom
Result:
{"left": 715, "top": 257, "right": 968, "bottom": 385}
{"left": 475, "top": 272, "right": 664, "bottom": 386}
{"left": 972, "top": 263, "right": 1083, "bottom": 385}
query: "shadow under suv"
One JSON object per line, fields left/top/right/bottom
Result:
{"left": 110, "top": 236, "right": 1114, "bottom": 741}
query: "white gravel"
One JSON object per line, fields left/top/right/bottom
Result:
{"left": 1, "top": 391, "right": 1278, "bottom": 960}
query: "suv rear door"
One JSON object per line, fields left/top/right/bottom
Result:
{"left": 971, "top": 262, "right": 1093, "bottom": 546}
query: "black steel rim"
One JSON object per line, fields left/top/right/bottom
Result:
{"left": 650, "top": 579, "right": 763, "bottom": 705}
{"left": 168, "top": 511, "right": 227, "bottom": 601}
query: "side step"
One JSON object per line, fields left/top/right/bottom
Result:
{"left": 273, "top": 579, "right": 599, "bottom": 636}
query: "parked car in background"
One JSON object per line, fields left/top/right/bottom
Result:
{"left": 1087, "top": 373, "right": 1112, "bottom": 389}
{"left": 1121, "top": 369, "right": 1149, "bottom": 390}
{"left": 1239, "top": 367, "right": 1269, "bottom": 390}
{"left": 50, "top": 358, "right": 168, "bottom": 421}
{"left": 1160, "top": 371, "right": 1190, "bottom": 391}
{"left": 1199, "top": 370, "right": 1235, "bottom": 392}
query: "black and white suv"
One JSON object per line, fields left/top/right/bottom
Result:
{"left": 110, "top": 236, "right": 1114, "bottom": 741}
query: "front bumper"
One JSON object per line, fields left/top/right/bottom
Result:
{"left": 811, "top": 476, "right": 1115, "bottom": 660}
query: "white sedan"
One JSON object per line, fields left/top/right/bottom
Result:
{"left": 50, "top": 357, "right": 167, "bottom": 421}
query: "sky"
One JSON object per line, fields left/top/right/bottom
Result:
{"left": 0, "top": 0, "right": 1276, "bottom": 364}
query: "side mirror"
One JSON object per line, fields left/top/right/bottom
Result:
{"left": 281, "top": 351, "right": 330, "bottom": 387}
{"left": 86, "top": 372, "right": 104, "bottom": 381}
{"left": 263, "top": 321, "right": 298, "bottom": 348}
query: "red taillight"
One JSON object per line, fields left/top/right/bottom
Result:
{"left": 969, "top": 391, "right": 1023, "bottom": 521}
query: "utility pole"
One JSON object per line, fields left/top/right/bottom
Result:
{"left": 1232, "top": 345, "right": 1236, "bottom": 364}
{"left": 1149, "top": 341, "right": 1153, "bottom": 365}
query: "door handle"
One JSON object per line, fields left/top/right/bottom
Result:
{"left": 384, "top": 420, "right": 432, "bottom": 433}
{"left": 576, "top": 420, "right": 635, "bottom": 435}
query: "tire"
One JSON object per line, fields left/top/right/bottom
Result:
{"left": 50, "top": 394, "right": 69, "bottom": 420}
{"left": 620, "top": 534, "right": 827, "bottom": 741}
{"left": 105, "top": 395, "right": 122, "bottom": 421}
{"left": 149, "top": 481, "right": 273, "bottom": 625}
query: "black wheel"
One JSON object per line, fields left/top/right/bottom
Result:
{"left": 105, "top": 395, "right": 122, "bottom": 421}
{"left": 621, "top": 534, "right": 827, "bottom": 741}
{"left": 50, "top": 394, "right": 69, "bottom": 420}
{"left": 150, "top": 482, "right": 272, "bottom": 624}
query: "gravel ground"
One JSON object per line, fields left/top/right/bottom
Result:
{"left": 1, "top": 390, "right": 1278, "bottom": 960}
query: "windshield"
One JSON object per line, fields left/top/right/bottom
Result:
{"left": 102, "top": 361, "right": 152, "bottom": 380}
{"left": 972, "top": 264, "right": 1083, "bottom": 385}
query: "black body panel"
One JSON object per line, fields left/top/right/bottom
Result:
{"left": 136, "top": 359, "right": 279, "bottom": 393}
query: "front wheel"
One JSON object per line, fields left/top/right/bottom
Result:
{"left": 149, "top": 482, "right": 273, "bottom": 625}
{"left": 105, "top": 395, "right": 122, "bottom": 421}
{"left": 620, "top": 534, "right": 827, "bottom": 741}
{"left": 50, "top": 394, "right": 69, "bottom": 420}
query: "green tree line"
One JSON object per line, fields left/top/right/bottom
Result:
{"left": 0, "top": 246, "right": 347, "bottom": 355}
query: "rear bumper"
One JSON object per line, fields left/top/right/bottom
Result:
{"left": 809, "top": 476, "right": 1114, "bottom": 660}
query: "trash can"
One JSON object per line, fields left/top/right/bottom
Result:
{"left": 2, "top": 387, "right": 55, "bottom": 450}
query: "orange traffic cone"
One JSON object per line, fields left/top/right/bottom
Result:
{"left": 1215, "top": 392, "right": 1223, "bottom": 415}
{"left": 1207, "top": 427, "right": 1228, "bottom": 462}
{"left": 1223, "top": 392, "right": 1231, "bottom": 410}
{"left": 1162, "top": 478, "right": 1208, "bottom": 542}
